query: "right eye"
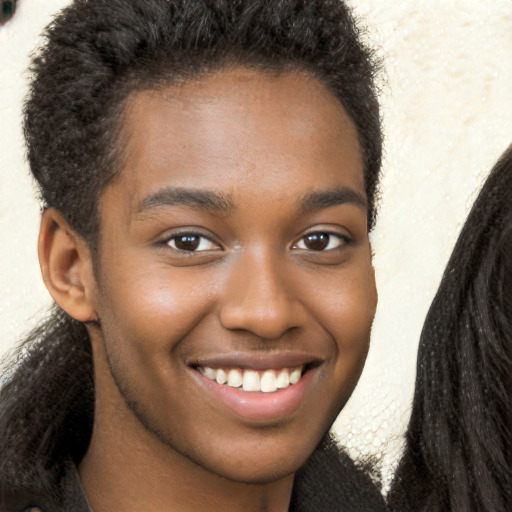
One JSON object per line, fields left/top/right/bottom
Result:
{"left": 167, "top": 234, "right": 221, "bottom": 252}
{"left": 293, "top": 231, "right": 351, "bottom": 252}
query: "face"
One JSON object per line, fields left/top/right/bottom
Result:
{"left": 91, "top": 68, "right": 377, "bottom": 484}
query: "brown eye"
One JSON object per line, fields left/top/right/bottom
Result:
{"left": 294, "top": 232, "right": 346, "bottom": 251}
{"left": 304, "top": 233, "right": 329, "bottom": 251}
{"left": 168, "top": 234, "right": 219, "bottom": 252}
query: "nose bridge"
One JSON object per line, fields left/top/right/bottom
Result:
{"left": 219, "top": 248, "right": 301, "bottom": 339}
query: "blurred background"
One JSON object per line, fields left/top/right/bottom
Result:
{"left": 1, "top": 0, "right": 512, "bottom": 488}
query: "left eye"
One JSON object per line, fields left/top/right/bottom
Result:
{"left": 294, "top": 232, "right": 347, "bottom": 251}
{"left": 167, "top": 234, "right": 220, "bottom": 252}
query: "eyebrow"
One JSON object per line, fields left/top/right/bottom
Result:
{"left": 136, "top": 187, "right": 234, "bottom": 215}
{"left": 300, "top": 187, "right": 367, "bottom": 212}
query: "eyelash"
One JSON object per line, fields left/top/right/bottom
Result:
{"left": 292, "top": 231, "right": 352, "bottom": 252}
{"left": 162, "top": 229, "right": 352, "bottom": 254}
{"left": 165, "top": 232, "right": 221, "bottom": 253}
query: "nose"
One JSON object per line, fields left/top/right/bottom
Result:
{"left": 219, "top": 251, "right": 305, "bottom": 339}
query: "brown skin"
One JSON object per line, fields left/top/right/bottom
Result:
{"left": 39, "top": 68, "right": 377, "bottom": 512}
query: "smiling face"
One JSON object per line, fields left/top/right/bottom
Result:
{"left": 89, "top": 68, "right": 377, "bottom": 484}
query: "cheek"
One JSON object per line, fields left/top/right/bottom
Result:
{"left": 318, "top": 267, "right": 377, "bottom": 347}
{"left": 97, "top": 263, "right": 217, "bottom": 360}
{"left": 312, "top": 263, "right": 377, "bottom": 401}
{"left": 314, "top": 269, "right": 376, "bottom": 409}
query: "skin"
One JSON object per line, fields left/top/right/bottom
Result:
{"left": 40, "top": 68, "right": 377, "bottom": 511}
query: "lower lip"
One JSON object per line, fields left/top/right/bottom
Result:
{"left": 191, "top": 368, "right": 316, "bottom": 423}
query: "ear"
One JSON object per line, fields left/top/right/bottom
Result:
{"left": 38, "top": 208, "right": 97, "bottom": 322}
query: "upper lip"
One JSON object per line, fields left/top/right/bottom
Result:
{"left": 189, "top": 351, "right": 323, "bottom": 370}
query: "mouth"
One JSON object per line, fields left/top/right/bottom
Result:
{"left": 188, "top": 353, "right": 322, "bottom": 422}
{"left": 197, "top": 365, "right": 304, "bottom": 393}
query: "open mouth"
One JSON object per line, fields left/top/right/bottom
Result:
{"left": 196, "top": 365, "right": 307, "bottom": 393}
{"left": 189, "top": 358, "right": 322, "bottom": 421}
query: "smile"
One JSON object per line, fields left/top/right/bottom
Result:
{"left": 197, "top": 366, "right": 304, "bottom": 393}
{"left": 190, "top": 356, "right": 321, "bottom": 422}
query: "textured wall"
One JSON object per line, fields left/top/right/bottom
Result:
{"left": 336, "top": 0, "right": 512, "bottom": 486}
{"left": 1, "top": 0, "right": 512, "bottom": 485}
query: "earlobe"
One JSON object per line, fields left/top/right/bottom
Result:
{"left": 38, "top": 208, "right": 97, "bottom": 323}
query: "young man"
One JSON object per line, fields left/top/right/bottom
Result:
{"left": 0, "top": 1, "right": 385, "bottom": 510}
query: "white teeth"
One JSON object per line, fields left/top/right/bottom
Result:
{"left": 216, "top": 368, "right": 227, "bottom": 385}
{"left": 289, "top": 367, "right": 302, "bottom": 384}
{"left": 276, "top": 369, "right": 290, "bottom": 389}
{"left": 198, "top": 365, "right": 305, "bottom": 392}
{"left": 243, "top": 370, "right": 260, "bottom": 392}
{"left": 203, "top": 367, "right": 216, "bottom": 380}
{"left": 260, "top": 370, "right": 278, "bottom": 393}
{"left": 227, "top": 369, "right": 243, "bottom": 388}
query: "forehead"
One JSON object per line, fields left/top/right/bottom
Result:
{"left": 113, "top": 67, "right": 364, "bottom": 207}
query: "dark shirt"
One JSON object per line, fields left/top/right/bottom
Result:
{"left": 2, "top": 437, "right": 388, "bottom": 512}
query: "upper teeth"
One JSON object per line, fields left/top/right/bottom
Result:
{"left": 199, "top": 366, "right": 303, "bottom": 393}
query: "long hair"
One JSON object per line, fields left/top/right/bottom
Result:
{"left": 388, "top": 146, "right": 512, "bottom": 511}
{"left": 0, "top": 307, "right": 94, "bottom": 499}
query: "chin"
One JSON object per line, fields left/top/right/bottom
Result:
{"left": 204, "top": 455, "right": 305, "bottom": 485}
{"left": 186, "top": 429, "right": 325, "bottom": 485}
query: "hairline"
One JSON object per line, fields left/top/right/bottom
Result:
{"left": 89, "top": 62, "right": 371, "bottom": 263}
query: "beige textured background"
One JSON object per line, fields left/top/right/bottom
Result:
{"left": 2, "top": 0, "right": 512, "bottom": 485}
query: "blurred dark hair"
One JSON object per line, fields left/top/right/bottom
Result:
{"left": 1, "top": 0, "right": 383, "bottom": 503}
{"left": 388, "top": 145, "right": 512, "bottom": 511}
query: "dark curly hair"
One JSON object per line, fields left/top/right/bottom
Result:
{"left": 1, "top": 0, "right": 384, "bottom": 507}
{"left": 388, "top": 145, "right": 512, "bottom": 511}
{"left": 24, "top": 0, "right": 382, "bottom": 245}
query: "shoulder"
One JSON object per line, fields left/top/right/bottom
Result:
{"left": 291, "top": 436, "right": 388, "bottom": 512}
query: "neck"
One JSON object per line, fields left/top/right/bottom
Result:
{"left": 79, "top": 435, "right": 294, "bottom": 512}
{"left": 79, "top": 338, "right": 294, "bottom": 512}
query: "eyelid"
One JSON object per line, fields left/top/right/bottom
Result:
{"left": 161, "top": 228, "right": 223, "bottom": 252}
{"left": 291, "top": 227, "right": 353, "bottom": 251}
{"left": 168, "top": 235, "right": 220, "bottom": 252}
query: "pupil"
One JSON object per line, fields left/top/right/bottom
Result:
{"left": 176, "top": 235, "right": 200, "bottom": 251}
{"left": 305, "top": 233, "right": 329, "bottom": 251}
